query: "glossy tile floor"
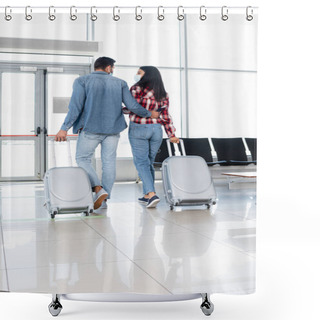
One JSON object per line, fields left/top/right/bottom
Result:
{"left": 0, "top": 180, "right": 256, "bottom": 295}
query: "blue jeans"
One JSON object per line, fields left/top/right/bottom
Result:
{"left": 129, "top": 122, "right": 163, "bottom": 195}
{"left": 76, "top": 130, "right": 120, "bottom": 197}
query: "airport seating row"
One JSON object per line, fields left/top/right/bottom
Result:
{"left": 154, "top": 137, "right": 257, "bottom": 167}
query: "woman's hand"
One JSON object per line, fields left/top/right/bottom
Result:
{"left": 170, "top": 136, "right": 180, "bottom": 144}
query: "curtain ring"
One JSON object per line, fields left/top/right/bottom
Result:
{"left": 70, "top": 6, "right": 77, "bottom": 21}
{"left": 221, "top": 6, "right": 228, "bottom": 21}
{"left": 135, "top": 6, "right": 142, "bottom": 21}
{"left": 90, "top": 6, "right": 98, "bottom": 21}
{"left": 5, "top": 6, "right": 12, "bottom": 21}
{"left": 49, "top": 6, "right": 56, "bottom": 21}
{"left": 177, "top": 6, "right": 184, "bottom": 21}
{"left": 25, "top": 6, "right": 32, "bottom": 21}
{"left": 200, "top": 6, "right": 207, "bottom": 21}
{"left": 113, "top": 6, "right": 120, "bottom": 21}
{"left": 157, "top": 6, "right": 165, "bottom": 21}
{"left": 246, "top": 6, "right": 254, "bottom": 21}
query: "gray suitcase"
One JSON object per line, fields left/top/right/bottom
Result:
{"left": 44, "top": 167, "right": 94, "bottom": 219}
{"left": 162, "top": 139, "right": 216, "bottom": 210}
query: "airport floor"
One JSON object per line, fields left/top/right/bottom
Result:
{"left": 0, "top": 179, "right": 256, "bottom": 295}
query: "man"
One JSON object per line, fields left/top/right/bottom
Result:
{"left": 55, "top": 57, "right": 159, "bottom": 210}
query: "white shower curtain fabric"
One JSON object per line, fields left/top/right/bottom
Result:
{"left": 0, "top": 9, "right": 257, "bottom": 296}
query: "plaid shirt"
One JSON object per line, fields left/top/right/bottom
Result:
{"left": 123, "top": 85, "right": 176, "bottom": 138}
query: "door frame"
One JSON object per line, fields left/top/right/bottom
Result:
{"left": 0, "top": 61, "right": 91, "bottom": 182}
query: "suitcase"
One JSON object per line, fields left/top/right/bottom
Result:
{"left": 44, "top": 166, "right": 94, "bottom": 219}
{"left": 162, "top": 139, "right": 216, "bottom": 210}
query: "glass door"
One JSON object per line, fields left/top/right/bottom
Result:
{"left": 0, "top": 63, "right": 90, "bottom": 181}
{"left": 45, "top": 69, "right": 88, "bottom": 170}
{"left": 0, "top": 66, "right": 41, "bottom": 181}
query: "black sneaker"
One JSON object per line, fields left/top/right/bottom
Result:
{"left": 138, "top": 197, "right": 149, "bottom": 205}
{"left": 146, "top": 195, "right": 160, "bottom": 208}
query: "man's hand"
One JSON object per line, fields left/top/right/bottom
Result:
{"left": 170, "top": 136, "right": 180, "bottom": 144}
{"left": 55, "top": 130, "right": 67, "bottom": 142}
{"left": 150, "top": 110, "right": 160, "bottom": 119}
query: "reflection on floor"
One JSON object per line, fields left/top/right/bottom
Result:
{"left": 0, "top": 180, "right": 256, "bottom": 295}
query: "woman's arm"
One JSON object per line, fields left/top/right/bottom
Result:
{"left": 159, "top": 96, "right": 179, "bottom": 143}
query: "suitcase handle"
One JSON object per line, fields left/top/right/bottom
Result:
{"left": 52, "top": 139, "right": 73, "bottom": 167}
{"left": 166, "top": 138, "right": 186, "bottom": 157}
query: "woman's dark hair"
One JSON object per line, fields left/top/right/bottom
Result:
{"left": 135, "top": 66, "right": 167, "bottom": 101}
{"left": 94, "top": 57, "right": 116, "bottom": 70}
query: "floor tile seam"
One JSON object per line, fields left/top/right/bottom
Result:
{"left": 2, "top": 235, "right": 119, "bottom": 247}
{"left": 2, "top": 218, "right": 116, "bottom": 248}
{"left": 131, "top": 260, "right": 173, "bottom": 294}
{"left": 222, "top": 211, "right": 256, "bottom": 221}
{"left": 1, "top": 215, "right": 105, "bottom": 223}
{"left": 82, "top": 220, "right": 173, "bottom": 295}
{"left": 158, "top": 214, "right": 256, "bottom": 232}
{"left": 128, "top": 262, "right": 173, "bottom": 294}
{"left": 157, "top": 215, "right": 220, "bottom": 237}
{"left": 4, "top": 259, "right": 144, "bottom": 272}
{"left": 83, "top": 217, "right": 253, "bottom": 291}
{"left": 203, "top": 237, "right": 256, "bottom": 258}
{"left": 98, "top": 228, "right": 197, "bottom": 242}
{"left": 158, "top": 217, "right": 256, "bottom": 257}
{"left": 0, "top": 195, "right": 45, "bottom": 200}
{"left": 0, "top": 224, "right": 10, "bottom": 291}
{"left": 189, "top": 225, "right": 257, "bottom": 257}
{"left": 4, "top": 256, "right": 132, "bottom": 270}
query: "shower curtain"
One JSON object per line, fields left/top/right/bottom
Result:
{"left": 0, "top": 4, "right": 257, "bottom": 312}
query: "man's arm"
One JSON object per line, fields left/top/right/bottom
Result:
{"left": 55, "top": 78, "right": 86, "bottom": 141}
{"left": 122, "top": 81, "right": 159, "bottom": 119}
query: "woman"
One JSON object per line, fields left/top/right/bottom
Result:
{"left": 125, "top": 66, "right": 179, "bottom": 208}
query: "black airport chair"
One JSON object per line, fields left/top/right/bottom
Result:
{"left": 177, "top": 138, "right": 226, "bottom": 166}
{"left": 211, "top": 137, "right": 254, "bottom": 166}
{"left": 245, "top": 138, "right": 257, "bottom": 164}
{"left": 153, "top": 139, "right": 176, "bottom": 167}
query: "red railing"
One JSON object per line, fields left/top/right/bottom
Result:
{"left": 0, "top": 134, "right": 78, "bottom": 137}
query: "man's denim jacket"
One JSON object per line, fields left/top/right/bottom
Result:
{"left": 61, "top": 71, "right": 151, "bottom": 134}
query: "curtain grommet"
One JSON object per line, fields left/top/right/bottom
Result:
{"left": 135, "top": 6, "right": 142, "bottom": 21}
{"left": 113, "top": 6, "right": 120, "bottom": 21}
{"left": 49, "top": 6, "right": 56, "bottom": 21}
{"left": 221, "top": 6, "right": 229, "bottom": 21}
{"left": 5, "top": 6, "right": 12, "bottom": 21}
{"left": 177, "top": 6, "right": 184, "bottom": 21}
{"left": 90, "top": 6, "right": 98, "bottom": 21}
{"left": 246, "top": 6, "right": 254, "bottom": 21}
{"left": 200, "top": 6, "right": 207, "bottom": 21}
{"left": 25, "top": 6, "right": 32, "bottom": 21}
{"left": 158, "top": 6, "right": 165, "bottom": 21}
{"left": 70, "top": 6, "right": 77, "bottom": 21}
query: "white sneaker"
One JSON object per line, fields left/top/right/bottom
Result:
{"left": 94, "top": 188, "right": 108, "bottom": 209}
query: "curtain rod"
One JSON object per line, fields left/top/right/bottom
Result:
{"left": 0, "top": 6, "right": 258, "bottom": 9}
{"left": 0, "top": 6, "right": 258, "bottom": 21}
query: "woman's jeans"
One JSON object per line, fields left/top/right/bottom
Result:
{"left": 76, "top": 130, "right": 120, "bottom": 197}
{"left": 129, "top": 122, "right": 163, "bottom": 195}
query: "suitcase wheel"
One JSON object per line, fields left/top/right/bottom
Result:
{"left": 50, "top": 211, "right": 57, "bottom": 219}
{"left": 206, "top": 204, "right": 211, "bottom": 209}
{"left": 170, "top": 205, "right": 174, "bottom": 210}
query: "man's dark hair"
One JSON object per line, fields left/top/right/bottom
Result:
{"left": 94, "top": 57, "right": 116, "bottom": 70}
